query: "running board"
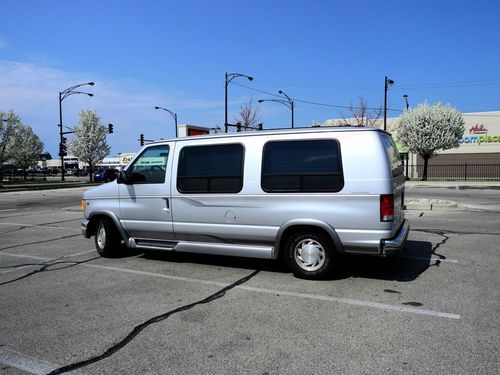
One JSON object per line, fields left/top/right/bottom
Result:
{"left": 128, "top": 238, "right": 274, "bottom": 259}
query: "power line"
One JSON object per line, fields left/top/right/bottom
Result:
{"left": 232, "top": 82, "right": 403, "bottom": 113}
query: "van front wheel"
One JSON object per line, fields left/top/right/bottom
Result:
{"left": 94, "top": 217, "right": 121, "bottom": 257}
{"left": 284, "top": 232, "right": 336, "bottom": 279}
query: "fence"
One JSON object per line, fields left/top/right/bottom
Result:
{"left": 405, "top": 163, "right": 500, "bottom": 181}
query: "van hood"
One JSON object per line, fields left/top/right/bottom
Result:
{"left": 83, "top": 181, "right": 118, "bottom": 199}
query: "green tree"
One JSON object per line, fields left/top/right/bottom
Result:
{"left": 397, "top": 102, "right": 465, "bottom": 181}
{"left": 68, "top": 109, "right": 110, "bottom": 181}
{"left": 0, "top": 111, "right": 21, "bottom": 180}
{"left": 8, "top": 124, "right": 44, "bottom": 179}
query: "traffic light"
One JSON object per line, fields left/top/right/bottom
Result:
{"left": 257, "top": 123, "right": 263, "bottom": 130}
{"left": 236, "top": 122, "right": 242, "bottom": 132}
{"left": 140, "top": 133, "right": 144, "bottom": 146}
{"left": 59, "top": 142, "right": 67, "bottom": 157}
{"left": 108, "top": 123, "right": 114, "bottom": 134}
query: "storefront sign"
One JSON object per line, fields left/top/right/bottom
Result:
{"left": 469, "top": 124, "right": 488, "bottom": 134}
{"left": 460, "top": 135, "right": 500, "bottom": 144}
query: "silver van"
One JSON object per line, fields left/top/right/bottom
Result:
{"left": 81, "top": 127, "right": 409, "bottom": 279}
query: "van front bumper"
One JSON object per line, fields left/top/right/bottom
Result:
{"left": 381, "top": 219, "right": 409, "bottom": 256}
{"left": 81, "top": 219, "right": 91, "bottom": 238}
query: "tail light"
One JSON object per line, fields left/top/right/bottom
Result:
{"left": 380, "top": 194, "right": 394, "bottom": 222}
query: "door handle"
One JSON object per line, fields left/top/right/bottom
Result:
{"left": 163, "top": 197, "right": 170, "bottom": 211}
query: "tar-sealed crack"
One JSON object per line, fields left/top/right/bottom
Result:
{"left": 47, "top": 270, "right": 260, "bottom": 375}
{"left": 0, "top": 257, "right": 99, "bottom": 286}
{"left": 411, "top": 228, "right": 451, "bottom": 262}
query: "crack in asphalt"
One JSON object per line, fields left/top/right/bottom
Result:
{"left": 0, "top": 257, "right": 100, "bottom": 286}
{"left": 47, "top": 269, "right": 260, "bottom": 375}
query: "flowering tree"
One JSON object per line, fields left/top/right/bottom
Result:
{"left": 8, "top": 124, "right": 44, "bottom": 178}
{"left": 68, "top": 109, "right": 110, "bottom": 181}
{"left": 397, "top": 102, "right": 464, "bottom": 180}
{"left": 0, "top": 111, "right": 21, "bottom": 179}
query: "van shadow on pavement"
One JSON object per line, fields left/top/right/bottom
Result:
{"left": 138, "top": 240, "right": 434, "bottom": 282}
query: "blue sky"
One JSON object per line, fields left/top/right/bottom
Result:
{"left": 1, "top": 0, "right": 499, "bottom": 156}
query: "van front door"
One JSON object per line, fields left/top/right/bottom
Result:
{"left": 118, "top": 144, "right": 175, "bottom": 241}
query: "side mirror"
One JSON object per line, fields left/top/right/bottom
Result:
{"left": 117, "top": 170, "right": 130, "bottom": 184}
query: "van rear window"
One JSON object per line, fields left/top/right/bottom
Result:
{"left": 177, "top": 144, "right": 244, "bottom": 193}
{"left": 262, "top": 140, "right": 343, "bottom": 192}
{"left": 381, "top": 134, "right": 403, "bottom": 177}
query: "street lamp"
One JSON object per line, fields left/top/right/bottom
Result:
{"left": 225, "top": 72, "right": 253, "bottom": 133}
{"left": 383, "top": 76, "right": 394, "bottom": 132}
{"left": 258, "top": 90, "right": 295, "bottom": 129}
{"left": 155, "top": 106, "right": 178, "bottom": 138}
{"left": 58, "top": 81, "right": 94, "bottom": 181}
{"left": 403, "top": 94, "right": 409, "bottom": 111}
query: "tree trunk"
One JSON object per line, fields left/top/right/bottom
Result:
{"left": 89, "top": 163, "right": 93, "bottom": 182}
{"left": 422, "top": 155, "right": 429, "bottom": 181}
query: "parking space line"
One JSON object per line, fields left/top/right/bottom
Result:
{"left": 0, "top": 252, "right": 461, "bottom": 320}
{"left": 0, "top": 222, "right": 80, "bottom": 232}
{"left": 401, "top": 255, "right": 459, "bottom": 263}
{"left": 0, "top": 346, "right": 83, "bottom": 374}
{"left": 82, "top": 263, "right": 460, "bottom": 320}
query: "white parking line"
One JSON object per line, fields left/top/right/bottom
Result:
{"left": 0, "top": 221, "right": 80, "bottom": 231}
{"left": 83, "top": 264, "right": 461, "bottom": 320}
{"left": 0, "top": 346, "right": 83, "bottom": 374}
{"left": 401, "top": 255, "right": 459, "bottom": 263}
{"left": 0, "top": 252, "right": 461, "bottom": 320}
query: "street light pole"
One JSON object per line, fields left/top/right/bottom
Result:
{"left": 278, "top": 90, "right": 294, "bottom": 128}
{"left": 403, "top": 94, "right": 409, "bottom": 111}
{"left": 225, "top": 72, "right": 253, "bottom": 133}
{"left": 258, "top": 90, "right": 295, "bottom": 129}
{"left": 383, "top": 76, "right": 394, "bottom": 132}
{"left": 58, "top": 82, "right": 94, "bottom": 181}
{"left": 155, "top": 106, "right": 178, "bottom": 138}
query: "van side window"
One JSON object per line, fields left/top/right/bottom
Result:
{"left": 262, "top": 140, "right": 343, "bottom": 192}
{"left": 127, "top": 145, "right": 169, "bottom": 184}
{"left": 177, "top": 144, "right": 244, "bottom": 193}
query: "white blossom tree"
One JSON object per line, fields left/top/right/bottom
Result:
{"left": 0, "top": 111, "right": 21, "bottom": 179}
{"left": 8, "top": 124, "right": 44, "bottom": 178}
{"left": 68, "top": 109, "right": 110, "bottom": 181}
{"left": 397, "top": 102, "right": 464, "bottom": 181}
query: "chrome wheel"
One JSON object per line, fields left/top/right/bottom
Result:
{"left": 96, "top": 224, "right": 106, "bottom": 249}
{"left": 294, "top": 238, "right": 326, "bottom": 272}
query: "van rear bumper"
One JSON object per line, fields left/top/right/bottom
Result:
{"left": 381, "top": 219, "right": 409, "bottom": 256}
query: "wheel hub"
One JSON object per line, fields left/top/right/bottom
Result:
{"left": 295, "top": 239, "right": 325, "bottom": 271}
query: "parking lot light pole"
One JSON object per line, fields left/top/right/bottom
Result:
{"left": 383, "top": 76, "right": 394, "bottom": 132}
{"left": 155, "top": 106, "right": 178, "bottom": 138}
{"left": 225, "top": 72, "right": 253, "bottom": 133}
{"left": 58, "top": 81, "right": 94, "bottom": 181}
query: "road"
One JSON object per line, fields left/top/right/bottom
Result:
{"left": 0, "top": 185, "right": 498, "bottom": 374}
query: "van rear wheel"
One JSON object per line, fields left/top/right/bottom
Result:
{"left": 94, "top": 217, "right": 121, "bottom": 257}
{"left": 284, "top": 232, "right": 336, "bottom": 279}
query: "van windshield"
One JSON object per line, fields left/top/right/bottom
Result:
{"left": 381, "top": 134, "right": 403, "bottom": 177}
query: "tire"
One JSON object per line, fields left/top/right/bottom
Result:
{"left": 284, "top": 232, "right": 337, "bottom": 279}
{"left": 94, "top": 217, "right": 121, "bottom": 257}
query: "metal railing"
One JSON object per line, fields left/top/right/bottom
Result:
{"left": 405, "top": 163, "right": 500, "bottom": 181}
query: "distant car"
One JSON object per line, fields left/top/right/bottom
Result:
{"left": 93, "top": 169, "right": 118, "bottom": 182}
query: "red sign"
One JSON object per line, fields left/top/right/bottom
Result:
{"left": 469, "top": 124, "right": 488, "bottom": 134}
{"left": 188, "top": 129, "right": 209, "bottom": 136}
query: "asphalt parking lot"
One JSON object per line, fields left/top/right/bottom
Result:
{"left": 0, "top": 184, "right": 499, "bottom": 374}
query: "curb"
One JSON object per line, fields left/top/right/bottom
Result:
{"left": 405, "top": 198, "right": 458, "bottom": 211}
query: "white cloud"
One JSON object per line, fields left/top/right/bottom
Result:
{"left": 0, "top": 60, "right": 229, "bottom": 156}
